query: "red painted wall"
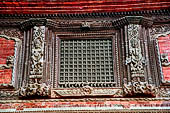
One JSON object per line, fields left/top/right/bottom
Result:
{"left": 0, "top": 100, "right": 169, "bottom": 110}
{"left": 158, "top": 34, "right": 170, "bottom": 81}
{"left": 0, "top": 38, "right": 15, "bottom": 84}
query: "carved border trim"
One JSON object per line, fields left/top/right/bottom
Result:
{"left": 1, "top": 109, "right": 170, "bottom": 113}
{"left": 0, "top": 35, "right": 21, "bottom": 89}
{"left": 150, "top": 24, "right": 170, "bottom": 39}
{"left": 0, "top": 9, "right": 169, "bottom": 19}
{"left": 51, "top": 88, "right": 123, "bottom": 98}
{"left": 1, "top": 97, "right": 170, "bottom": 103}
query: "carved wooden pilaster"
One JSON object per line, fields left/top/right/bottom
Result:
{"left": 117, "top": 16, "right": 157, "bottom": 97}
{"left": 29, "top": 26, "right": 45, "bottom": 81}
{"left": 126, "top": 24, "right": 145, "bottom": 80}
{"left": 19, "top": 26, "right": 50, "bottom": 97}
{"left": 19, "top": 19, "right": 57, "bottom": 98}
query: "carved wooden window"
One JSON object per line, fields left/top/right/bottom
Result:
{"left": 59, "top": 39, "right": 114, "bottom": 88}
{"left": 51, "top": 31, "right": 122, "bottom": 98}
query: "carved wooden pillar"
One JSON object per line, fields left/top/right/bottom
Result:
{"left": 121, "top": 16, "right": 157, "bottom": 97}
{"left": 29, "top": 26, "right": 45, "bottom": 84}
{"left": 19, "top": 19, "right": 57, "bottom": 98}
{"left": 126, "top": 24, "right": 145, "bottom": 82}
{"left": 112, "top": 16, "right": 157, "bottom": 97}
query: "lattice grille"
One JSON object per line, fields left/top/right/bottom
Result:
{"left": 59, "top": 39, "right": 114, "bottom": 88}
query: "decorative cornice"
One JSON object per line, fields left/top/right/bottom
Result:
{"left": 0, "top": 16, "right": 168, "bottom": 32}
{"left": 112, "top": 16, "right": 153, "bottom": 29}
{"left": 0, "top": 9, "right": 169, "bottom": 19}
{"left": 20, "top": 18, "right": 57, "bottom": 31}
{"left": 19, "top": 16, "right": 153, "bottom": 31}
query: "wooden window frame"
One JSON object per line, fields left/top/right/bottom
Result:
{"left": 50, "top": 30, "right": 124, "bottom": 98}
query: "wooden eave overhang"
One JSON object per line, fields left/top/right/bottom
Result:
{"left": 0, "top": 0, "right": 170, "bottom": 14}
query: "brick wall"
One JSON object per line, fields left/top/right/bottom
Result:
{"left": 0, "top": 38, "right": 15, "bottom": 84}
{"left": 158, "top": 34, "right": 170, "bottom": 81}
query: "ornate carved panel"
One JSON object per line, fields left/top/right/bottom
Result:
{"left": 0, "top": 28, "right": 23, "bottom": 39}
{"left": 126, "top": 24, "right": 145, "bottom": 80}
{"left": 150, "top": 25, "right": 170, "bottom": 39}
{"left": 29, "top": 26, "right": 45, "bottom": 79}
{"left": 51, "top": 87, "right": 122, "bottom": 98}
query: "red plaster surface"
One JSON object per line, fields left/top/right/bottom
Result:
{"left": 0, "top": 100, "right": 169, "bottom": 110}
{"left": 0, "top": 69, "right": 12, "bottom": 84}
{"left": 0, "top": 38, "right": 15, "bottom": 84}
{"left": 158, "top": 34, "right": 170, "bottom": 81}
{"left": 0, "top": 0, "right": 169, "bottom": 14}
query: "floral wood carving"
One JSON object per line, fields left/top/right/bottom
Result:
{"left": 161, "top": 53, "right": 170, "bottom": 67}
{"left": 30, "top": 26, "right": 45, "bottom": 78}
{"left": 124, "top": 24, "right": 157, "bottom": 97}
{"left": 158, "top": 87, "right": 170, "bottom": 97}
{"left": 19, "top": 81, "right": 50, "bottom": 97}
{"left": 0, "top": 90, "right": 19, "bottom": 99}
{"left": 0, "top": 28, "right": 23, "bottom": 39}
{"left": 126, "top": 24, "right": 145, "bottom": 78}
{"left": 150, "top": 25, "right": 170, "bottom": 39}
{"left": 123, "top": 80, "right": 157, "bottom": 97}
